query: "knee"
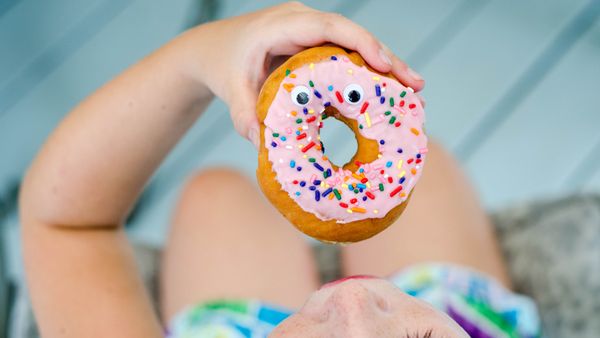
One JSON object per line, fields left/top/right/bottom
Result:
{"left": 180, "top": 167, "right": 253, "bottom": 203}
{"left": 426, "top": 138, "right": 448, "bottom": 159}
{"left": 422, "top": 138, "right": 460, "bottom": 171}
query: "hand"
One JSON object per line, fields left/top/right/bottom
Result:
{"left": 180, "top": 2, "right": 425, "bottom": 148}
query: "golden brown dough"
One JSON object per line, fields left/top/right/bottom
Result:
{"left": 256, "top": 46, "right": 417, "bottom": 243}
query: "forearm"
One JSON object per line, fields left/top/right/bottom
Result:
{"left": 23, "top": 222, "right": 163, "bottom": 338}
{"left": 19, "top": 31, "right": 213, "bottom": 335}
{"left": 21, "top": 29, "right": 212, "bottom": 227}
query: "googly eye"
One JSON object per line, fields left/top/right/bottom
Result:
{"left": 343, "top": 84, "right": 364, "bottom": 105}
{"left": 291, "top": 86, "right": 312, "bottom": 106}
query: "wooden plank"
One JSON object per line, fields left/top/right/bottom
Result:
{"left": 151, "top": 100, "right": 231, "bottom": 185}
{"left": 466, "top": 19, "right": 600, "bottom": 209}
{"left": 217, "top": 0, "right": 349, "bottom": 18}
{"left": 350, "top": 0, "right": 465, "bottom": 60}
{"left": 560, "top": 133, "right": 600, "bottom": 193}
{"left": 418, "top": 0, "right": 588, "bottom": 150}
{"left": 583, "top": 169, "right": 600, "bottom": 193}
{"left": 1, "top": 212, "right": 23, "bottom": 279}
{"left": 456, "top": 1, "right": 600, "bottom": 159}
{"left": 568, "top": 137, "right": 600, "bottom": 193}
{"left": 0, "top": 0, "right": 20, "bottom": 19}
{"left": 0, "top": 0, "right": 125, "bottom": 116}
{"left": 0, "top": 0, "right": 195, "bottom": 188}
{"left": 197, "top": 129, "right": 258, "bottom": 176}
{"left": 0, "top": 0, "right": 104, "bottom": 88}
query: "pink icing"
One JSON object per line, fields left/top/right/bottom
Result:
{"left": 263, "top": 55, "right": 428, "bottom": 223}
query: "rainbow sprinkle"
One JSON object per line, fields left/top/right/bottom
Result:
{"left": 264, "top": 54, "right": 426, "bottom": 220}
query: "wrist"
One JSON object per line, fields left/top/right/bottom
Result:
{"left": 162, "top": 27, "right": 215, "bottom": 105}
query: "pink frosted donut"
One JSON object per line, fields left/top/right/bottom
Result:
{"left": 257, "top": 46, "right": 427, "bottom": 243}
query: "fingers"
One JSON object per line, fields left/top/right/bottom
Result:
{"left": 273, "top": 10, "right": 425, "bottom": 91}
{"left": 321, "top": 13, "right": 393, "bottom": 73}
{"left": 387, "top": 49, "right": 425, "bottom": 92}
{"left": 417, "top": 93, "right": 426, "bottom": 107}
{"left": 228, "top": 81, "right": 260, "bottom": 149}
{"left": 225, "top": 2, "right": 428, "bottom": 149}
{"left": 278, "top": 12, "right": 391, "bottom": 74}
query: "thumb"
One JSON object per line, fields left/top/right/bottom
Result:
{"left": 229, "top": 83, "right": 260, "bottom": 150}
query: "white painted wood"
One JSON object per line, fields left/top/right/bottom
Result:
{"left": 419, "top": 0, "right": 588, "bottom": 149}
{"left": 0, "top": 0, "right": 201, "bottom": 265}
{"left": 219, "top": 0, "right": 344, "bottom": 15}
{"left": 583, "top": 169, "right": 600, "bottom": 194}
{"left": 0, "top": 0, "right": 196, "bottom": 187}
{"left": 466, "top": 20, "right": 600, "bottom": 209}
{"left": 0, "top": 0, "right": 104, "bottom": 88}
{"left": 3, "top": 0, "right": 598, "bottom": 248}
{"left": 350, "top": 0, "right": 463, "bottom": 58}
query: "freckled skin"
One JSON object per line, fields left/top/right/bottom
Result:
{"left": 269, "top": 279, "right": 469, "bottom": 338}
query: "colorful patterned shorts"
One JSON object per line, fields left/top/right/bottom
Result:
{"left": 166, "top": 263, "right": 542, "bottom": 338}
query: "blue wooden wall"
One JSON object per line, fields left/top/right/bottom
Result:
{"left": 1, "top": 1, "right": 599, "bottom": 274}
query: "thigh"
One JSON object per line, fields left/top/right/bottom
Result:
{"left": 341, "top": 141, "right": 512, "bottom": 287}
{"left": 160, "top": 168, "right": 319, "bottom": 321}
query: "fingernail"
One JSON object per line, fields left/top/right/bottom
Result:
{"left": 248, "top": 127, "right": 260, "bottom": 150}
{"left": 378, "top": 49, "right": 392, "bottom": 66}
{"left": 407, "top": 67, "right": 423, "bottom": 81}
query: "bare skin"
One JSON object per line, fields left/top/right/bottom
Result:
{"left": 160, "top": 139, "right": 508, "bottom": 337}
{"left": 20, "top": 1, "right": 512, "bottom": 336}
{"left": 342, "top": 140, "right": 511, "bottom": 286}
{"left": 161, "top": 168, "right": 320, "bottom": 319}
{"left": 20, "top": 3, "right": 425, "bottom": 337}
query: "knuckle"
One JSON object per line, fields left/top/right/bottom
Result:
{"left": 357, "top": 27, "right": 377, "bottom": 46}
{"left": 324, "top": 12, "right": 343, "bottom": 22}
{"left": 281, "top": 1, "right": 306, "bottom": 11}
{"left": 185, "top": 168, "right": 246, "bottom": 197}
{"left": 233, "top": 119, "right": 247, "bottom": 136}
{"left": 321, "top": 13, "right": 340, "bottom": 32}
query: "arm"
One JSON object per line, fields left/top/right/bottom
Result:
{"left": 20, "top": 3, "right": 424, "bottom": 337}
{"left": 20, "top": 24, "right": 211, "bottom": 338}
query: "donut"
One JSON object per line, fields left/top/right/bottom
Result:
{"left": 256, "top": 46, "right": 427, "bottom": 243}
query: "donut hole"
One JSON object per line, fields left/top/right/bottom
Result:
{"left": 317, "top": 106, "right": 380, "bottom": 172}
{"left": 319, "top": 115, "right": 358, "bottom": 168}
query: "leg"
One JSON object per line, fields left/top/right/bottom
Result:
{"left": 341, "top": 141, "right": 512, "bottom": 287}
{"left": 160, "top": 168, "right": 320, "bottom": 321}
